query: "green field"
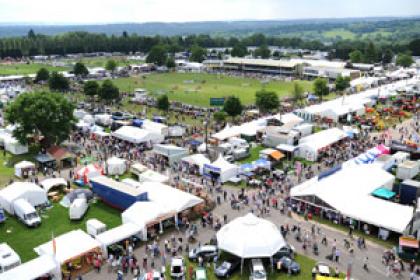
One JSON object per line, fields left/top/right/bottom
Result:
{"left": 65, "top": 56, "right": 143, "bottom": 68}
{"left": 0, "top": 63, "right": 68, "bottom": 76}
{"left": 111, "top": 73, "right": 313, "bottom": 107}
{"left": 323, "top": 29, "right": 356, "bottom": 40}
{"left": 0, "top": 200, "right": 121, "bottom": 262}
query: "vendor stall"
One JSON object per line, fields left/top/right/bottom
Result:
{"left": 0, "top": 255, "right": 60, "bottom": 280}
{"left": 203, "top": 155, "right": 239, "bottom": 183}
{"left": 181, "top": 154, "right": 211, "bottom": 175}
{"left": 0, "top": 182, "right": 47, "bottom": 214}
{"left": 14, "top": 161, "right": 35, "bottom": 178}
{"left": 152, "top": 144, "right": 189, "bottom": 166}
{"left": 34, "top": 230, "right": 101, "bottom": 278}
{"left": 138, "top": 170, "right": 169, "bottom": 183}
{"left": 75, "top": 164, "right": 103, "bottom": 185}
{"left": 105, "top": 157, "right": 126, "bottom": 176}
{"left": 40, "top": 178, "right": 68, "bottom": 193}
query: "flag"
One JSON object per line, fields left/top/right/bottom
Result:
{"left": 52, "top": 232, "right": 56, "bottom": 255}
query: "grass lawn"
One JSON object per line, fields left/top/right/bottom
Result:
{"left": 64, "top": 56, "right": 143, "bottom": 68}
{"left": 323, "top": 29, "right": 356, "bottom": 40}
{"left": 0, "top": 148, "right": 40, "bottom": 187}
{"left": 111, "top": 73, "right": 313, "bottom": 107}
{"left": 166, "top": 253, "right": 343, "bottom": 280}
{"left": 0, "top": 63, "right": 68, "bottom": 75}
{"left": 237, "top": 145, "right": 265, "bottom": 164}
{"left": 0, "top": 200, "right": 121, "bottom": 262}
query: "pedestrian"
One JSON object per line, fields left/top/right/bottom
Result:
{"left": 334, "top": 248, "right": 340, "bottom": 263}
{"left": 363, "top": 257, "right": 368, "bottom": 271}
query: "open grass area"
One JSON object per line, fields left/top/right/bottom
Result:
{"left": 64, "top": 56, "right": 143, "bottom": 68}
{"left": 165, "top": 253, "right": 342, "bottom": 280}
{"left": 323, "top": 29, "right": 356, "bottom": 40}
{"left": 0, "top": 63, "right": 68, "bottom": 75}
{"left": 111, "top": 73, "right": 313, "bottom": 107}
{"left": 0, "top": 200, "right": 121, "bottom": 262}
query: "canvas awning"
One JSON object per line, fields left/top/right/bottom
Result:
{"left": 270, "top": 150, "right": 284, "bottom": 161}
{"left": 95, "top": 223, "right": 142, "bottom": 247}
{"left": 400, "top": 237, "right": 419, "bottom": 249}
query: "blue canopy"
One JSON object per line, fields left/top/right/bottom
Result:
{"left": 189, "top": 140, "right": 202, "bottom": 146}
{"left": 254, "top": 158, "right": 271, "bottom": 169}
{"left": 132, "top": 119, "right": 144, "bottom": 127}
{"left": 240, "top": 163, "right": 256, "bottom": 173}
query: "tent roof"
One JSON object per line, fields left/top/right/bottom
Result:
{"left": 14, "top": 160, "right": 35, "bottom": 169}
{"left": 216, "top": 213, "right": 286, "bottom": 258}
{"left": 153, "top": 144, "right": 188, "bottom": 157}
{"left": 210, "top": 155, "right": 238, "bottom": 171}
{"left": 95, "top": 223, "right": 142, "bottom": 247}
{"left": 0, "top": 182, "right": 45, "bottom": 202}
{"left": 90, "top": 176, "right": 146, "bottom": 196}
{"left": 139, "top": 170, "right": 169, "bottom": 183}
{"left": 182, "top": 154, "right": 210, "bottom": 167}
{"left": 291, "top": 165, "right": 413, "bottom": 233}
{"left": 34, "top": 230, "right": 100, "bottom": 264}
{"left": 107, "top": 157, "right": 126, "bottom": 165}
{"left": 40, "top": 178, "right": 67, "bottom": 192}
{"left": 298, "top": 128, "right": 347, "bottom": 151}
{"left": 122, "top": 201, "right": 169, "bottom": 228}
{"left": 0, "top": 255, "right": 57, "bottom": 280}
{"left": 112, "top": 126, "right": 162, "bottom": 144}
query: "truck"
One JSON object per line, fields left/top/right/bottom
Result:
{"left": 13, "top": 199, "right": 41, "bottom": 227}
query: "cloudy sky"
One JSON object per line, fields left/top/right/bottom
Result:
{"left": 0, "top": 0, "right": 419, "bottom": 24}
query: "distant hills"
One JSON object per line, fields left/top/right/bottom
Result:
{"left": 0, "top": 17, "right": 419, "bottom": 43}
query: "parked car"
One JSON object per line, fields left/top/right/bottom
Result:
{"left": 276, "top": 256, "right": 300, "bottom": 274}
{"left": 69, "top": 198, "right": 89, "bottom": 220}
{"left": 170, "top": 257, "right": 185, "bottom": 279}
{"left": 188, "top": 245, "right": 218, "bottom": 261}
{"left": 272, "top": 245, "right": 295, "bottom": 263}
{"left": 194, "top": 267, "right": 207, "bottom": 280}
{"left": 249, "top": 259, "right": 267, "bottom": 280}
{"left": 214, "top": 259, "right": 240, "bottom": 278}
{"left": 312, "top": 262, "right": 331, "bottom": 277}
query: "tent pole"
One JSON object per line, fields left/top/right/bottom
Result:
{"left": 270, "top": 256, "right": 273, "bottom": 272}
{"left": 241, "top": 258, "right": 244, "bottom": 275}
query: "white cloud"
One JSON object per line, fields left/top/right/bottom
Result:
{"left": 0, "top": 0, "right": 418, "bottom": 23}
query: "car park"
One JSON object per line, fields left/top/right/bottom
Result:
{"left": 214, "top": 259, "right": 240, "bottom": 278}
{"left": 188, "top": 245, "right": 218, "bottom": 261}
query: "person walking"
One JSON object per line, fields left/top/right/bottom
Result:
{"left": 334, "top": 248, "right": 340, "bottom": 263}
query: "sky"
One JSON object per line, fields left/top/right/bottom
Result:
{"left": 0, "top": 0, "right": 419, "bottom": 24}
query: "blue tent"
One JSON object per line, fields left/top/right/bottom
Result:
{"left": 240, "top": 163, "right": 256, "bottom": 173}
{"left": 254, "top": 158, "right": 271, "bottom": 169}
{"left": 132, "top": 119, "right": 144, "bottom": 127}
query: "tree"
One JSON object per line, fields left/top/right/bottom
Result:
{"left": 99, "top": 80, "right": 120, "bottom": 103}
{"left": 27, "top": 29, "right": 36, "bottom": 39}
{"left": 409, "top": 38, "right": 420, "bottom": 56}
{"left": 166, "top": 57, "right": 176, "bottom": 69}
{"left": 255, "top": 90, "right": 279, "bottom": 113}
{"left": 335, "top": 75, "right": 350, "bottom": 93}
{"left": 382, "top": 49, "right": 394, "bottom": 65}
{"left": 190, "top": 45, "right": 207, "bottom": 63}
{"left": 48, "top": 72, "right": 70, "bottom": 92}
{"left": 105, "top": 59, "right": 117, "bottom": 73}
{"left": 35, "top": 68, "right": 50, "bottom": 83}
{"left": 157, "top": 95, "right": 170, "bottom": 112}
{"left": 223, "top": 96, "right": 243, "bottom": 118}
{"left": 73, "top": 62, "right": 89, "bottom": 77}
{"left": 5, "top": 92, "right": 75, "bottom": 146}
{"left": 254, "top": 44, "right": 271, "bottom": 59}
{"left": 396, "top": 53, "right": 414, "bottom": 68}
{"left": 313, "top": 78, "right": 329, "bottom": 102}
{"left": 291, "top": 82, "right": 305, "bottom": 106}
{"left": 83, "top": 80, "right": 99, "bottom": 98}
{"left": 349, "top": 50, "right": 364, "bottom": 63}
{"left": 231, "top": 43, "right": 247, "bottom": 57}
{"left": 146, "top": 45, "right": 168, "bottom": 66}
{"left": 364, "top": 42, "right": 378, "bottom": 63}
{"left": 213, "top": 111, "right": 227, "bottom": 124}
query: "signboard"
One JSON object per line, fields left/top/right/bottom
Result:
{"left": 210, "top": 97, "right": 225, "bottom": 106}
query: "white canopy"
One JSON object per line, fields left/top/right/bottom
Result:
{"left": 130, "top": 162, "right": 148, "bottom": 176}
{"left": 0, "top": 182, "right": 47, "bottom": 214}
{"left": 106, "top": 157, "right": 126, "bottom": 176}
{"left": 139, "top": 170, "right": 169, "bottom": 183}
{"left": 153, "top": 144, "right": 189, "bottom": 165}
{"left": 291, "top": 165, "right": 413, "bottom": 233}
{"left": 122, "top": 201, "right": 169, "bottom": 228}
{"left": 34, "top": 230, "right": 101, "bottom": 264}
{"left": 216, "top": 213, "right": 286, "bottom": 258}
{"left": 14, "top": 160, "right": 35, "bottom": 178}
{"left": 182, "top": 154, "right": 211, "bottom": 174}
{"left": 203, "top": 155, "right": 239, "bottom": 183}
{"left": 40, "top": 178, "right": 67, "bottom": 193}
{"left": 95, "top": 223, "right": 142, "bottom": 257}
{"left": 4, "top": 136, "right": 28, "bottom": 155}
{"left": 212, "top": 124, "right": 241, "bottom": 141}
{"left": 142, "top": 119, "right": 168, "bottom": 136}
{"left": 112, "top": 126, "right": 164, "bottom": 144}
{"left": 0, "top": 255, "right": 60, "bottom": 280}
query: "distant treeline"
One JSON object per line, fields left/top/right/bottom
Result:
{"left": 0, "top": 30, "right": 419, "bottom": 63}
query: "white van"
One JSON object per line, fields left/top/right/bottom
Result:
{"left": 249, "top": 259, "right": 266, "bottom": 280}
{"left": 69, "top": 198, "right": 89, "bottom": 220}
{"left": 13, "top": 199, "right": 41, "bottom": 227}
{"left": 0, "top": 243, "right": 21, "bottom": 273}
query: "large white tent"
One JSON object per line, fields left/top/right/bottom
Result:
{"left": 105, "top": 157, "right": 127, "bottom": 176}
{"left": 138, "top": 170, "right": 169, "bottom": 183}
{"left": 141, "top": 119, "right": 169, "bottom": 137}
{"left": 297, "top": 128, "right": 348, "bottom": 161}
{"left": 0, "top": 255, "right": 60, "bottom": 280}
{"left": 291, "top": 164, "right": 413, "bottom": 233}
{"left": 217, "top": 213, "right": 286, "bottom": 272}
{"left": 182, "top": 154, "right": 211, "bottom": 174}
{"left": 0, "top": 182, "right": 48, "bottom": 214}
{"left": 95, "top": 223, "right": 142, "bottom": 257}
{"left": 112, "top": 126, "right": 164, "bottom": 144}
{"left": 4, "top": 136, "right": 28, "bottom": 155}
{"left": 203, "top": 155, "right": 239, "bottom": 183}
{"left": 34, "top": 230, "right": 101, "bottom": 265}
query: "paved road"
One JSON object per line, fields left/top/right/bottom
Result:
{"left": 83, "top": 184, "right": 409, "bottom": 280}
